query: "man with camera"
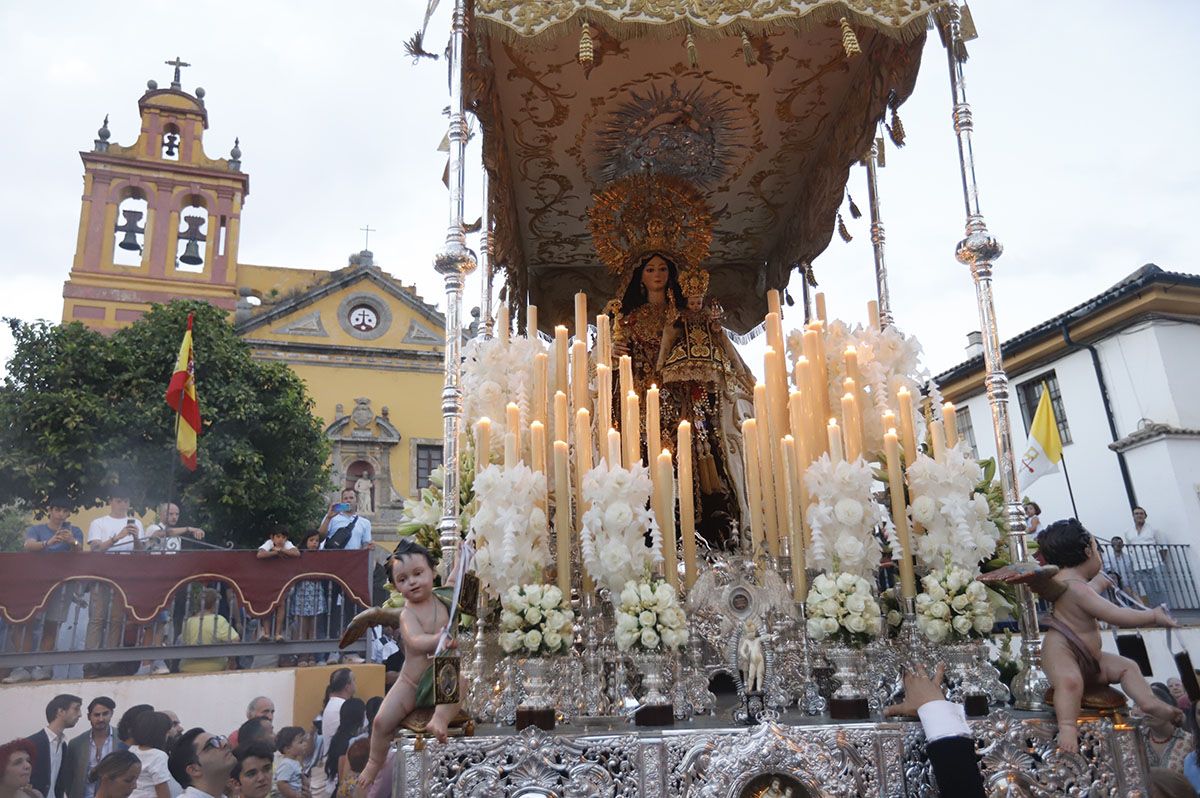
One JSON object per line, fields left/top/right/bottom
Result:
{"left": 318, "top": 487, "right": 372, "bottom": 551}
{"left": 84, "top": 488, "right": 145, "bottom": 676}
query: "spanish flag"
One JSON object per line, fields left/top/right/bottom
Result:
{"left": 165, "top": 313, "right": 201, "bottom": 471}
{"left": 1019, "top": 384, "right": 1062, "bottom": 490}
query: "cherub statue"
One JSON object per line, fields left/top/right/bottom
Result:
{"left": 738, "top": 620, "right": 766, "bottom": 694}
{"left": 340, "top": 539, "right": 467, "bottom": 786}
{"left": 354, "top": 472, "right": 374, "bottom": 514}
{"left": 982, "top": 518, "right": 1181, "bottom": 753}
{"left": 760, "top": 778, "right": 786, "bottom": 798}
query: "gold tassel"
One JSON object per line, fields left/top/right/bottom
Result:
{"left": 887, "top": 107, "right": 906, "bottom": 148}
{"left": 686, "top": 33, "right": 699, "bottom": 68}
{"left": 578, "top": 22, "right": 594, "bottom": 71}
{"left": 847, "top": 192, "right": 861, "bottom": 220}
{"left": 840, "top": 18, "right": 861, "bottom": 58}
{"left": 741, "top": 31, "right": 755, "bottom": 66}
{"left": 837, "top": 212, "right": 852, "bottom": 242}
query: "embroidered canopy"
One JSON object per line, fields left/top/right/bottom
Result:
{"left": 466, "top": 0, "right": 948, "bottom": 331}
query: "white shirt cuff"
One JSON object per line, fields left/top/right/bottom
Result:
{"left": 917, "top": 700, "right": 972, "bottom": 742}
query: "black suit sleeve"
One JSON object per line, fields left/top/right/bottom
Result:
{"left": 24, "top": 732, "right": 50, "bottom": 798}
{"left": 926, "top": 736, "right": 986, "bottom": 798}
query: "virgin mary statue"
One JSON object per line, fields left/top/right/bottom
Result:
{"left": 588, "top": 173, "right": 754, "bottom": 550}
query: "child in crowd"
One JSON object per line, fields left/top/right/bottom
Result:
{"left": 290, "top": 531, "right": 328, "bottom": 666}
{"left": 272, "top": 727, "right": 308, "bottom": 798}
{"left": 336, "top": 741, "right": 369, "bottom": 798}
{"left": 257, "top": 526, "right": 300, "bottom": 641}
{"left": 1035, "top": 518, "right": 1182, "bottom": 752}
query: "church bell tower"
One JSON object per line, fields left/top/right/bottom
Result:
{"left": 62, "top": 58, "right": 250, "bottom": 331}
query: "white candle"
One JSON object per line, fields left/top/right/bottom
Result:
{"left": 618, "top": 355, "right": 633, "bottom": 402}
{"left": 607, "top": 427, "right": 622, "bottom": 469}
{"left": 575, "top": 409, "right": 594, "bottom": 594}
{"left": 475, "top": 417, "right": 491, "bottom": 473}
{"left": 554, "top": 391, "right": 569, "bottom": 449}
{"left": 885, "top": 428, "right": 916, "bottom": 598}
{"left": 782, "top": 435, "right": 807, "bottom": 599}
{"left": 530, "top": 420, "right": 547, "bottom": 477}
{"left": 943, "top": 402, "right": 959, "bottom": 449}
{"left": 504, "top": 431, "right": 517, "bottom": 470}
{"left": 574, "top": 292, "right": 588, "bottom": 344}
{"left": 657, "top": 449, "right": 678, "bottom": 588}
{"left": 867, "top": 299, "right": 880, "bottom": 331}
{"left": 827, "top": 418, "right": 844, "bottom": 463}
{"left": 897, "top": 387, "right": 917, "bottom": 466}
{"left": 743, "top": 418, "right": 765, "bottom": 554}
{"left": 571, "top": 339, "right": 588, "bottom": 432}
{"left": 527, "top": 304, "right": 538, "bottom": 337}
{"left": 532, "top": 352, "right": 548, "bottom": 429}
{"left": 678, "top": 420, "right": 697, "bottom": 590}
{"left": 752, "top": 383, "right": 779, "bottom": 552}
{"left": 596, "top": 364, "right": 613, "bottom": 440}
{"left": 554, "top": 326, "right": 569, "bottom": 401}
{"left": 815, "top": 292, "right": 827, "bottom": 323}
{"left": 497, "top": 304, "right": 509, "bottom": 343}
{"left": 506, "top": 402, "right": 522, "bottom": 462}
{"left": 625, "top": 391, "right": 640, "bottom": 468}
{"left": 931, "top": 419, "right": 947, "bottom": 463}
{"left": 596, "top": 314, "right": 611, "bottom": 369}
{"left": 647, "top": 385, "right": 661, "bottom": 487}
{"left": 553, "top": 439, "right": 571, "bottom": 594}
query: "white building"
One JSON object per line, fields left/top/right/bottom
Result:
{"left": 934, "top": 265, "right": 1200, "bottom": 584}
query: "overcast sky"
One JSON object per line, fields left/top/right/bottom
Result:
{"left": 1, "top": 2, "right": 1196, "bottom": 378}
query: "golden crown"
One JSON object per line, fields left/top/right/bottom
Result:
{"left": 588, "top": 173, "right": 714, "bottom": 277}
{"left": 678, "top": 267, "right": 710, "bottom": 298}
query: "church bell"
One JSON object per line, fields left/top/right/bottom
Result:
{"left": 178, "top": 215, "right": 207, "bottom": 266}
{"left": 115, "top": 209, "right": 145, "bottom": 252}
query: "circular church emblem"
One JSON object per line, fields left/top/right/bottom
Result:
{"left": 348, "top": 304, "right": 379, "bottom": 332}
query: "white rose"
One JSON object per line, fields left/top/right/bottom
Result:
{"left": 929, "top": 601, "right": 950, "bottom": 619}
{"left": 615, "top": 611, "right": 639, "bottom": 633}
{"left": 973, "top": 493, "right": 991, "bottom": 519}
{"left": 972, "top": 601, "right": 991, "bottom": 616}
{"left": 603, "top": 502, "right": 635, "bottom": 531}
{"left": 523, "top": 629, "right": 543, "bottom": 651}
{"left": 524, "top": 584, "right": 544, "bottom": 605}
{"left": 524, "top": 607, "right": 543, "bottom": 625}
{"left": 559, "top": 609, "right": 575, "bottom": 627}
{"left": 542, "top": 630, "right": 563, "bottom": 652}
{"left": 887, "top": 610, "right": 902, "bottom": 628}
{"left": 542, "top": 585, "right": 563, "bottom": 609}
{"left": 854, "top": 579, "right": 872, "bottom": 597}
{"left": 945, "top": 569, "right": 966, "bottom": 592}
{"left": 966, "top": 581, "right": 988, "bottom": 601}
{"left": 600, "top": 545, "right": 626, "bottom": 576}
{"left": 836, "top": 573, "right": 858, "bottom": 593}
{"left": 911, "top": 495, "right": 937, "bottom": 525}
{"left": 834, "top": 498, "right": 865, "bottom": 526}
{"left": 638, "top": 610, "right": 657, "bottom": 628}
{"left": 821, "top": 617, "right": 839, "bottom": 635}
{"left": 503, "top": 585, "right": 524, "bottom": 610}
{"left": 927, "top": 584, "right": 947, "bottom": 602}
{"left": 499, "top": 630, "right": 522, "bottom": 653}
{"left": 543, "top": 610, "right": 564, "bottom": 630}
{"left": 819, "top": 599, "right": 840, "bottom": 619}
{"left": 661, "top": 628, "right": 683, "bottom": 649}
{"left": 615, "top": 629, "right": 638, "bottom": 651}
{"left": 866, "top": 614, "right": 882, "bottom": 635}
{"left": 813, "top": 574, "right": 837, "bottom": 596}
{"left": 654, "top": 581, "right": 675, "bottom": 606}
{"left": 500, "top": 610, "right": 522, "bottom": 630}
{"left": 845, "top": 595, "right": 868, "bottom": 614}
{"left": 914, "top": 593, "right": 933, "bottom": 610}
{"left": 845, "top": 615, "right": 867, "bottom": 633}
{"left": 807, "top": 618, "right": 826, "bottom": 640}
{"left": 640, "top": 627, "right": 660, "bottom": 649}
{"left": 952, "top": 615, "right": 973, "bottom": 636}
{"left": 974, "top": 614, "right": 995, "bottom": 634}
{"left": 833, "top": 536, "right": 865, "bottom": 565}
{"left": 925, "top": 619, "right": 950, "bottom": 643}
{"left": 620, "top": 583, "right": 640, "bottom": 609}
{"left": 950, "top": 595, "right": 970, "bottom": 612}
{"left": 638, "top": 582, "right": 656, "bottom": 603}
{"left": 921, "top": 573, "right": 939, "bottom": 592}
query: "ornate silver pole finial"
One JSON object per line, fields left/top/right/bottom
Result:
{"left": 435, "top": 0, "right": 478, "bottom": 575}
{"left": 863, "top": 138, "right": 893, "bottom": 327}
{"left": 941, "top": 2, "right": 1047, "bottom": 710}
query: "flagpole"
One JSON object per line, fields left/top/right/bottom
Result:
{"left": 1060, "top": 450, "right": 1079, "bottom": 519}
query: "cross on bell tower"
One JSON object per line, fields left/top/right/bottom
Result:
{"left": 165, "top": 56, "right": 190, "bottom": 89}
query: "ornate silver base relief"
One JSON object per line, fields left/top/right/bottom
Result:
{"left": 392, "top": 713, "right": 1149, "bottom": 797}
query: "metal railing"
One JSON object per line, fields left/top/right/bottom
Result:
{"left": 1096, "top": 542, "right": 1200, "bottom": 612}
{"left": 0, "top": 550, "right": 375, "bottom": 679}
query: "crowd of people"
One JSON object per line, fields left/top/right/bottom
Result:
{"left": 1, "top": 488, "right": 376, "bottom": 683}
{"left": 1, "top": 677, "right": 390, "bottom": 798}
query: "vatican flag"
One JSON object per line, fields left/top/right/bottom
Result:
{"left": 1019, "top": 385, "right": 1062, "bottom": 490}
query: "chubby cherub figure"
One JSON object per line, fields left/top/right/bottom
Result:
{"left": 738, "top": 620, "right": 766, "bottom": 694}
{"left": 340, "top": 539, "right": 463, "bottom": 787}
{"left": 1033, "top": 518, "right": 1181, "bottom": 753}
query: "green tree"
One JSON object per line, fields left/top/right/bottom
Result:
{"left": 0, "top": 301, "right": 331, "bottom": 546}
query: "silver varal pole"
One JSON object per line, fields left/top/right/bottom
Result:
{"left": 479, "top": 159, "right": 494, "bottom": 338}
{"left": 435, "top": 0, "right": 477, "bottom": 574}
{"left": 942, "top": 3, "right": 1047, "bottom": 709}
{"left": 863, "top": 138, "right": 893, "bottom": 327}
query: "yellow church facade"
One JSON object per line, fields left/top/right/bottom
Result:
{"left": 59, "top": 65, "right": 445, "bottom": 535}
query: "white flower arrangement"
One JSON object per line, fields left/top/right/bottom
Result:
{"left": 462, "top": 334, "right": 548, "bottom": 462}
{"left": 469, "top": 463, "right": 549, "bottom": 598}
{"left": 614, "top": 580, "right": 689, "bottom": 652}
{"left": 804, "top": 572, "right": 883, "bottom": 648}
{"left": 914, "top": 567, "right": 996, "bottom": 643}
{"left": 905, "top": 446, "right": 1001, "bottom": 573}
{"left": 579, "top": 461, "right": 663, "bottom": 595}
{"left": 804, "top": 454, "right": 890, "bottom": 579}
{"left": 395, "top": 452, "right": 475, "bottom": 565}
{"left": 787, "top": 320, "right": 927, "bottom": 456}
{"left": 498, "top": 584, "right": 575, "bottom": 656}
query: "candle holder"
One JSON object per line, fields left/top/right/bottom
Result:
{"left": 578, "top": 586, "right": 608, "bottom": 717}
{"left": 795, "top": 602, "right": 827, "bottom": 716}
